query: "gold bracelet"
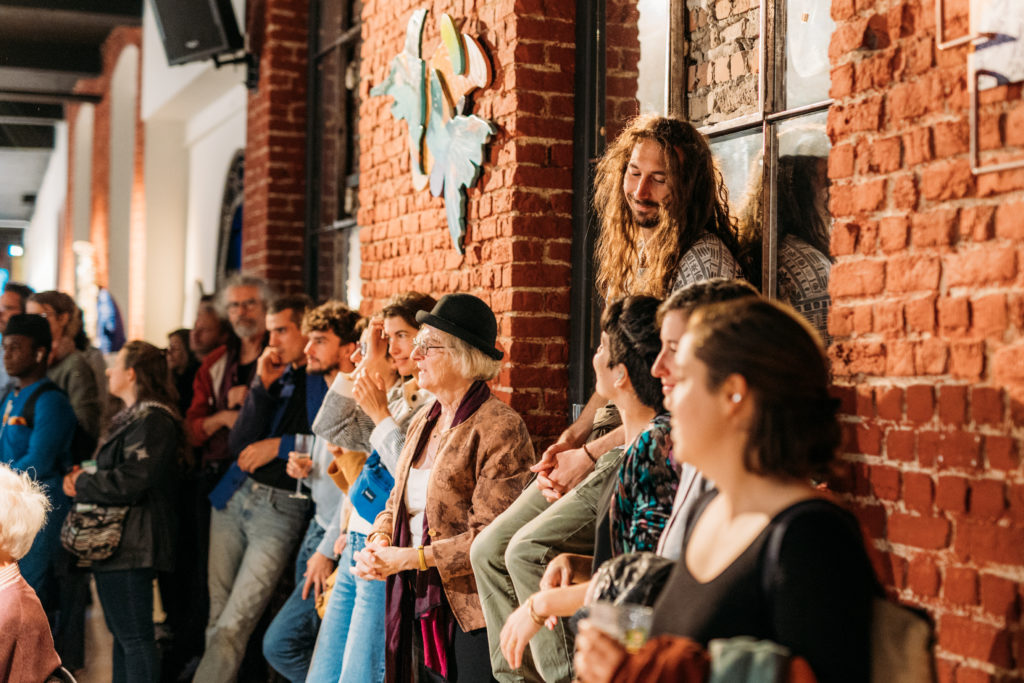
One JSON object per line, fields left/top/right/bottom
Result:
{"left": 526, "top": 597, "right": 546, "bottom": 626}
{"left": 417, "top": 545, "right": 428, "bottom": 572}
{"left": 367, "top": 531, "right": 391, "bottom": 546}
{"left": 582, "top": 441, "right": 597, "bottom": 463}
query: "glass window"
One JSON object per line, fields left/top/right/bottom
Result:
{"left": 783, "top": 0, "right": 835, "bottom": 108}
{"left": 307, "top": 0, "right": 362, "bottom": 301}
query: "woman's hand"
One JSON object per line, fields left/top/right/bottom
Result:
{"left": 352, "top": 538, "right": 414, "bottom": 580}
{"left": 62, "top": 467, "right": 83, "bottom": 497}
{"left": 574, "top": 621, "right": 628, "bottom": 683}
{"left": 499, "top": 598, "right": 546, "bottom": 670}
{"left": 333, "top": 531, "right": 348, "bottom": 557}
{"left": 352, "top": 371, "right": 391, "bottom": 425}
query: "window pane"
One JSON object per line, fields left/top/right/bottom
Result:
{"left": 784, "top": 0, "right": 834, "bottom": 108}
{"left": 605, "top": 0, "right": 669, "bottom": 140}
{"left": 775, "top": 110, "right": 831, "bottom": 341}
{"left": 316, "top": 226, "right": 362, "bottom": 307}
{"left": 687, "top": 1, "right": 759, "bottom": 127}
{"left": 710, "top": 128, "right": 762, "bottom": 210}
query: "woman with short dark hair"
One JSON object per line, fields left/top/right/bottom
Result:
{"left": 574, "top": 298, "right": 877, "bottom": 683}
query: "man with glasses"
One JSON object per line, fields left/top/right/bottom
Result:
{"left": 180, "top": 273, "right": 272, "bottom": 679}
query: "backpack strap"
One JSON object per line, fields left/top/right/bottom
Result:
{"left": 21, "top": 381, "right": 62, "bottom": 429}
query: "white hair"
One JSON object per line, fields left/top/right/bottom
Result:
{"left": 440, "top": 330, "right": 502, "bottom": 382}
{"left": 0, "top": 464, "right": 51, "bottom": 562}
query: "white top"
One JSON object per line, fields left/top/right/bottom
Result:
{"left": 405, "top": 466, "right": 431, "bottom": 547}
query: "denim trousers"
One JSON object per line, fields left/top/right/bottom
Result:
{"left": 470, "top": 448, "right": 625, "bottom": 683}
{"left": 306, "top": 531, "right": 387, "bottom": 683}
{"left": 262, "top": 518, "right": 326, "bottom": 682}
{"left": 93, "top": 568, "right": 158, "bottom": 683}
{"left": 194, "top": 479, "right": 309, "bottom": 683}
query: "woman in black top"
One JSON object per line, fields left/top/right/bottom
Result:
{"left": 574, "top": 298, "right": 877, "bottom": 683}
{"left": 63, "top": 341, "right": 183, "bottom": 683}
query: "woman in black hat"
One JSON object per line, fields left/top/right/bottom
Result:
{"left": 352, "top": 293, "right": 536, "bottom": 683}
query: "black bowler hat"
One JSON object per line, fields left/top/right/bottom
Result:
{"left": 5, "top": 314, "right": 52, "bottom": 351}
{"left": 416, "top": 293, "right": 503, "bottom": 361}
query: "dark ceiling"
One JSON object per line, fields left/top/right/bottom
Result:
{"left": 0, "top": 0, "right": 142, "bottom": 221}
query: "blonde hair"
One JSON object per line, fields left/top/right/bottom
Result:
{"left": 593, "top": 114, "right": 743, "bottom": 300}
{"left": 441, "top": 331, "right": 502, "bottom": 382}
{"left": 0, "top": 464, "right": 51, "bottom": 561}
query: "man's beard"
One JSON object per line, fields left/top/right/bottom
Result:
{"left": 232, "top": 318, "right": 262, "bottom": 339}
{"left": 307, "top": 359, "right": 340, "bottom": 376}
{"left": 628, "top": 197, "right": 661, "bottom": 228}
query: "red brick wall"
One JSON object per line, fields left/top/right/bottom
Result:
{"left": 827, "top": 1, "right": 1024, "bottom": 678}
{"left": 357, "top": 0, "right": 577, "bottom": 442}
{"left": 243, "top": 0, "right": 309, "bottom": 293}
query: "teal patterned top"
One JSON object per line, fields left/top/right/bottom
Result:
{"left": 610, "top": 412, "right": 679, "bottom": 555}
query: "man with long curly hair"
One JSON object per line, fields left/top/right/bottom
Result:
{"left": 471, "top": 115, "right": 748, "bottom": 683}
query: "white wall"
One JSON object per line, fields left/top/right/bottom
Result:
{"left": 108, "top": 46, "right": 139, "bottom": 319}
{"left": 140, "top": 0, "right": 247, "bottom": 339}
{"left": 23, "top": 123, "right": 68, "bottom": 291}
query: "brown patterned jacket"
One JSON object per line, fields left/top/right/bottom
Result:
{"left": 371, "top": 393, "right": 535, "bottom": 631}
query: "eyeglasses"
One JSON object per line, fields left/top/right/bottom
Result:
{"left": 412, "top": 336, "right": 450, "bottom": 356}
{"left": 226, "top": 298, "right": 261, "bottom": 312}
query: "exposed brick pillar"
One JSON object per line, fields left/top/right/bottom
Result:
{"left": 826, "top": 1, "right": 1024, "bottom": 678}
{"left": 243, "top": 0, "right": 309, "bottom": 293}
{"left": 358, "top": 0, "right": 578, "bottom": 443}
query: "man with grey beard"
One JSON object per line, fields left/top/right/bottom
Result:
{"left": 172, "top": 273, "right": 272, "bottom": 679}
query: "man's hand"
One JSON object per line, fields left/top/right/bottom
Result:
{"left": 302, "top": 551, "right": 336, "bottom": 600}
{"left": 226, "top": 385, "right": 249, "bottom": 410}
{"left": 286, "top": 451, "right": 314, "bottom": 479}
{"left": 202, "top": 409, "right": 239, "bottom": 436}
{"left": 238, "top": 438, "right": 281, "bottom": 472}
{"left": 257, "top": 346, "right": 287, "bottom": 388}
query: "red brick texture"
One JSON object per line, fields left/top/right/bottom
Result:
{"left": 243, "top": 0, "right": 309, "bottom": 292}
{"left": 356, "top": 0, "right": 578, "bottom": 442}
{"left": 827, "top": 0, "right": 1024, "bottom": 676}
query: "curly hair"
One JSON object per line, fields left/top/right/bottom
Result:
{"left": 302, "top": 300, "right": 363, "bottom": 345}
{"left": 593, "top": 114, "right": 744, "bottom": 300}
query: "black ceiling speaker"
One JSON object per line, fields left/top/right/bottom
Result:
{"left": 149, "top": 0, "right": 244, "bottom": 66}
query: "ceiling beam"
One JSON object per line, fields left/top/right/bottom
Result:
{"left": 0, "top": 101, "right": 62, "bottom": 124}
{"left": 0, "top": 0, "right": 141, "bottom": 18}
{"left": 0, "top": 89, "right": 101, "bottom": 105}
{"left": 0, "top": 124, "right": 54, "bottom": 149}
{"left": 0, "top": 40, "right": 102, "bottom": 75}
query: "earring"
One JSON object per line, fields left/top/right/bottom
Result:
{"left": 731, "top": 393, "right": 742, "bottom": 403}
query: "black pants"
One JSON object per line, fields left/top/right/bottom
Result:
{"left": 419, "top": 626, "right": 497, "bottom": 683}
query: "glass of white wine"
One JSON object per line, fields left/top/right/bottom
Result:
{"left": 290, "top": 433, "right": 313, "bottom": 499}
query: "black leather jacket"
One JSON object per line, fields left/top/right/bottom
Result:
{"left": 73, "top": 402, "right": 183, "bottom": 572}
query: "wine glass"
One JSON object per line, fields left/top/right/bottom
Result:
{"left": 290, "top": 433, "right": 313, "bottom": 499}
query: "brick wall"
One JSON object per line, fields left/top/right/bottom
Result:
{"left": 826, "top": 0, "right": 1024, "bottom": 678}
{"left": 686, "top": 0, "right": 759, "bottom": 126}
{"left": 243, "top": 0, "right": 310, "bottom": 293}
{"left": 357, "top": 0, "right": 577, "bottom": 442}
{"left": 605, "top": 0, "right": 641, "bottom": 142}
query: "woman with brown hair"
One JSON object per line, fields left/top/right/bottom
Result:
{"left": 574, "top": 298, "right": 877, "bottom": 683}
{"left": 63, "top": 341, "right": 184, "bottom": 683}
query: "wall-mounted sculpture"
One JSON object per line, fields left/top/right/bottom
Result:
{"left": 371, "top": 9, "right": 495, "bottom": 253}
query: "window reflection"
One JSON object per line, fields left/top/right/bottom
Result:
{"left": 710, "top": 129, "right": 762, "bottom": 210}
{"left": 784, "top": 0, "right": 835, "bottom": 107}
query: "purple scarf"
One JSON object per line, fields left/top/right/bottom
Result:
{"left": 385, "top": 380, "right": 490, "bottom": 683}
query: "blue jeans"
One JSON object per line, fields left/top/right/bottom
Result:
{"left": 94, "top": 568, "right": 158, "bottom": 683}
{"left": 262, "top": 518, "right": 326, "bottom": 682}
{"left": 194, "top": 479, "right": 309, "bottom": 683}
{"left": 306, "top": 531, "right": 386, "bottom": 683}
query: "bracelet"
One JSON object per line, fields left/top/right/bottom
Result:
{"left": 582, "top": 441, "right": 597, "bottom": 463}
{"left": 526, "top": 597, "right": 546, "bottom": 626}
{"left": 417, "top": 545, "right": 428, "bottom": 572}
{"left": 367, "top": 532, "right": 391, "bottom": 546}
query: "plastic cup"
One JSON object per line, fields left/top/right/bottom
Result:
{"left": 587, "top": 601, "right": 654, "bottom": 653}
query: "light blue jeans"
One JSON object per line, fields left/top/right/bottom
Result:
{"left": 306, "top": 531, "right": 386, "bottom": 683}
{"left": 194, "top": 480, "right": 309, "bottom": 683}
{"left": 262, "top": 519, "right": 326, "bottom": 682}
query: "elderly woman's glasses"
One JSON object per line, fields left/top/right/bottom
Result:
{"left": 412, "top": 335, "right": 450, "bottom": 356}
